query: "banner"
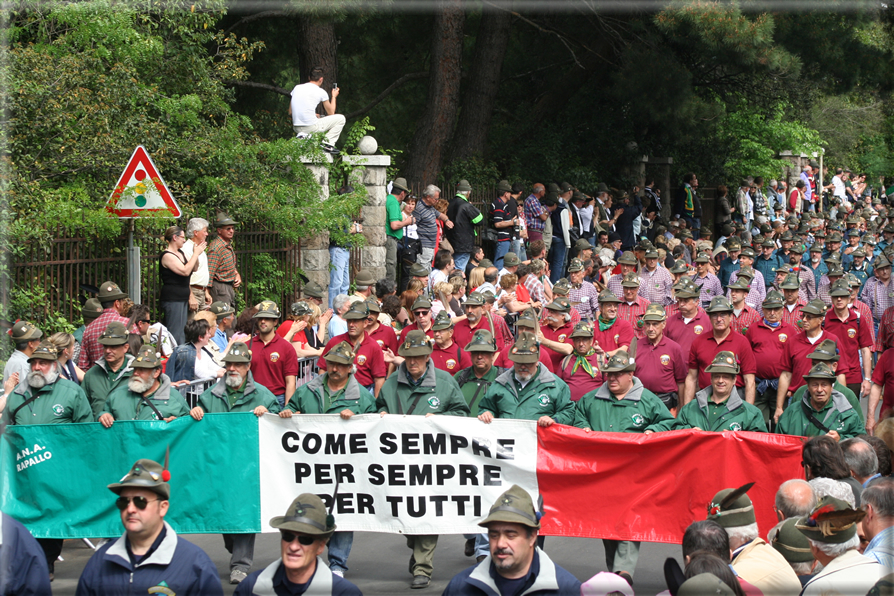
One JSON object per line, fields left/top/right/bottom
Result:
{"left": 259, "top": 415, "right": 539, "bottom": 534}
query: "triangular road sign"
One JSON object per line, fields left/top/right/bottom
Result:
{"left": 107, "top": 146, "right": 182, "bottom": 218}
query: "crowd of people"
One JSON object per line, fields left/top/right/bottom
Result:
{"left": 4, "top": 167, "right": 894, "bottom": 594}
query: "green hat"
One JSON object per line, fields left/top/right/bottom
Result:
{"left": 269, "top": 493, "right": 336, "bottom": 538}
{"left": 884, "top": 224, "right": 894, "bottom": 234}
{"left": 324, "top": 341, "right": 355, "bottom": 365}
{"left": 595, "top": 182, "right": 609, "bottom": 194}
{"left": 365, "top": 297, "right": 382, "bottom": 313}
{"left": 508, "top": 331, "right": 540, "bottom": 363}
{"left": 853, "top": 248, "right": 867, "bottom": 259}
{"left": 636, "top": 239, "right": 654, "bottom": 251}
{"left": 846, "top": 273, "right": 861, "bottom": 288}
{"left": 705, "top": 350, "right": 740, "bottom": 375}
{"left": 353, "top": 269, "right": 376, "bottom": 287}
{"left": 570, "top": 322, "right": 594, "bottom": 338}
{"left": 771, "top": 518, "right": 815, "bottom": 563}
{"left": 222, "top": 341, "right": 252, "bottom": 363}
{"left": 479, "top": 258, "right": 494, "bottom": 269}
{"left": 814, "top": 230, "right": 827, "bottom": 238}
{"left": 303, "top": 280, "right": 326, "bottom": 299}
{"left": 545, "top": 297, "right": 572, "bottom": 312}
{"left": 760, "top": 223, "right": 773, "bottom": 235}
{"left": 98, "top": 280, "right": 128, "bottom": 302}
{"left": 674, "top": 279, "right": 700, "bottom": 299}
{"left": 515, "top": 309, "right": 539, "bottom": 329}
{"left": 828, "top": 232, "right": 843, "bottom": 243}
{"left": 431, "top": 310, "right": 454, "bottom": 331}
{"left": 481, "top": 290, "right": 497, "bottom": 304}
{"left": 82, "top": 299, "right": 104, "bottom": 324}
{"left": 504, "top": 252, "right": 520, "bottom": 267}
{"left": 108, "top": 458, "right": 170, "bottom": 500}
{"left": 761, "top": 238, "right": 776, "bottom": 248}
{"left": 875, "top": 254, "right": 891, "bottom": 269}
{"left": 621, "top": 272, "right": 641, "bottom": 288}
{"left": 740, "top": 247, "right": 756, "bottom": 259}
{"left": 707, "top": 483, "right": 756, "bottom": 527}
{"left": 466, "top": 329, "right": 498, "bottom": 352}
{"left": 644, "top": 248, "right": 659, "bottom": 259}
{"left": 809, "top": 243, "right": 823, "bottom": 253}
{"left": 392, "top": 177, "right": 410, "bottom": 193}
{"left": 827, "top": 264, "right": 845, "bottom": 277}
{"left": 478, "top": 484, "right": 540, "bottom": 529}
{"left": 210, "top": 301, "right": 235, "bottom": 319}
{"left": 617, "top": 251, "right": 637, "bottom": 265}
{"left": 131, "top": 345, "right": 162, "bottom": 369}
{"left": 678, "top": 574, "right": 735, "bottom": 596}
{"left": 795, "top": 496, "right": 864, "bottom": 544}
{"left": 567, "top": 258, "right": 584, "bottom": 273}
{"left": 678, "top": 228, "right": 693, "bottom": 240}
{"left": 343, "top": 300, "right": 370, "bottom": 320}
{"left": 28, "top": 341, "right": 59, "bottom": 362}
{"left": 780, "top": 273, "right": 800, "bottom": 290}
{"left": 253, "top": 300, "right": 282, "bottom": 319}
{"left": 495, "top": 180, "right": 510, "bottom": 193}
{"left": 695, "top": 251, "right": 710, "bottom": 263}
{"left": 847, "top": 228, "right": 861, "bottom": 237}
{"left": 823, "top": 253, "right": 840, "bottom": 265}
{"left": 552, "top": 278, "right": 571, "bottom": 296}
{"left": 602, "top": 350, "right": 636, "bottom": 372}
{"left": 642, "top": 303, "right": 667, "bottom": 322}
{"left": 829, "top": 279, "right": 851, "bottom": 297}
{"left": 727, "top": 277, "right": 751, "bottom": 292}
{"left": 808, "top": 339, "right": 839, "bottom": 361}
{"left": 780, "top": 230, "right": 794, "bottom": 241}
{"left": 864, "top": 235, "right": 878, "bottom": 245}
{"left": 804, "top": 361, "right": 836, "bottom": 381}
{"left": 411, "top": 296, "right": 433, "bottom": 311}
{"left": 214, "top": 213, "right": 237, "bottom": 227}
{"left": 705, "top": 296, "right": 734, "bottom": 313}
{"left": 670, "top": 260, "right": 689, "bottom": 274}
{"left": 574, "top": 238, "right": 592, "bottom": 251}
{"left": 762, "top": 290, "right": 784, "bottom": 309}
{"left": 408, "top": 263, "right": 430, "bottom": 278}
{"left": 10, "top": 320, "right": 42, "bottom": 341}
{"left": 801, "top": 298, "right": 827, "bottom": 316}
{"left": 464, "top": 291, "right": 486, "bottom": 307}
{"left": 598, "top": 289, "right": 622, "bottom": 304}
{"left": 399, "top": 330, "right": 433, "bottom": 357}
{"left": 726, "top": 238, "right": 742, "bottom": 251}
{"left": 98, "top": 321, "right": 129, "bottom": 346}
{"left": 290, "top": 301, "right": 313, "bottom": 317}
{"left": 738, "top": 267, "right": 756, "bottom": 281}
{"left": 790, "top": 243, "right": 805, "bottom": 254}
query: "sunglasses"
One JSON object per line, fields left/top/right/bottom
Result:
{"left": 280, "top": 531, "right": 316, "bottom": 546}
{"left": 413, "top": 310, "right": 431, "bottom": 317}
{"left": 115, "top": 495, "right": 160, "bottom": 510}
{"left": 139, "top": 319, "right": 150, "bottom": 324}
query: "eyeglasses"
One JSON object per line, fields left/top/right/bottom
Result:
{"left": 115, "top": 496, "right": 160, "bottom": 510}
{"left": 280, "top": 531, "right": 316, "bottom": 545}
{"left": 139, "top": 319, "right": 150, "bottom": 324}
{"left": 413, "top": 310, "right": 430, "bottom": 317}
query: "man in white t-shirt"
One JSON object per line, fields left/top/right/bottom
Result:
{"left": 288, "top": 66, "right": 345, "bottom": 149}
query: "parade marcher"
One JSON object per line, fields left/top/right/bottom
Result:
{"left": 398, "top": 295, "right": 435, "bottom": 343}
{"left": 639, "top": 247, "right": 675, "bottom": 306}
{"left": 234, "top": 493, "right": 362, "bottom": 596}
{"left": 455, "top": 330, "right": 505, "bottom": 417}
{"left": 706, "top": 485, "right": 802, "bottom": 595}
{"left": 684, "top": 296, "right": 757, "bottom": 406}
{"left": 846, "top": 273, "right": 877, "bottom": 351}
{"left": 779, "top": 273, "right": 806, "bottom": 329}
{"left": 775, "top": 362, "right": 865, "bottom": 441}
{"left": 429, "top": 311, "right": 472, "bottom": 376}
{"left": 634, "top": 304, "right": 687, "bottom": 411}
{"left": 817, "top": 262, "right": 846, "bottom": 307}
{"left": 441, "top": 485, "right": 581, "bottom": 596}
{"left": 795, "top": 496, "right": 888, "bottom": 596}
{"left": 98, "top": 345, "right": 187, "bottom": 425}
{"left": 249, "top": 301, "right": 298, "bottom": 408}
{"left": 376, "top": 330, "right": 469, "bottom": 588}
{"left": 81, "top": 321, "right": 134, "bottom": 419}
{"left": 556, "top": 322, "right": 604, "bottom": 401}
{"left": 823, "top": 279, "right": 873, "bottom": 398}
{"left": 770, "top": 518, "right": 819, "bottom": 586}
{"left": 2, "top": 320, "right": 42, "bottom": 393}
{"left": 746, "top": 291, "right": 798, "bottom": 424}
{"left": 591, "top": 290, "right": 634, "bottom": 359}
{"left": 755, "top": 239, "right": 785, "bottom": 289}
{"left": 606, "top": 251, "right": 640, "bottom": 297}
{"left": 78, "top": 281, "right": 131, "bottom": 371}
{"left": 278, "top": 341, "right": 376, "bottom": 580}
{"left": 3, "top": 341, "right": 92, "bottom": 579}
{"left": 727, "top": 248, "right": 766, "bottom": 309}
{"left": 538, "top": 298, "right": 576, "bottom": 371}
{"left": 789, "top": 339, "right": 861, "bottom": 422}
{"left": 617, "top": 273, "right": 650, "bottom": 339}
{"left": 206, "top": 213, "right": 241, "bottom": 308}
{"left": 75, "top": 457, "right": 222, "bottom": 596}
{"left": 860, "top": 253, "right": 893, "bottom": 334}
{"left": 804, "top": 244, "right": 828, "bottom": 292}
{"left": 674, "top": 351, "right": 767, "bottom": 432}
{"left": 454, "top": 292, "right": 509, "bottom": 353}
{"left": 318, "top": 301, "right": 386, "bottom": 396}
{"left": 788, "top": 244, "right": 817, "bottom": 302}
{"left": 665, "top": 279, "right": 711, "bottom": 358}
{"left": 727, "top": 277, "right": 760, "bottom": 335}
{"left": 718, "top": 238, "right": 742, "bottom": 288}
{"left": 566, "top": 258, "right": 600, "bottom": 321}
{"left": 190, "top": 341, "right": 281, "bottom": 584}
{"left": 0, "top": 511, "right": 52, "bottom": 595}
{"left": 573, "top": 351, "right": 674, "bottom": 583}
{"left": 692, "top": 251, "right": 723, "bottom": 307}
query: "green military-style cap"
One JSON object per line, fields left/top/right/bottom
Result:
{"left": 790, "top": 243, "right": 805, "bottom": 254}
{"left": 795, "top": 496, "right": 864, "bottom": 544}
{"left": 670, "top": 260, "right": 689, "bottom": 274}
{"left": 617, "top": 251, "right": 637, "bottom": 265}
{"left": 602, "top": 350, "right": 635, "bottom": 372}
{"left": 303, "top": 280, "right": 326, "bottom": 300}
{"left": 846, "top": 273, "right": 861, "bottom": 288}
{"left": 801, "top": 298, "right": 827, "bottom": 316}
{"left": 214, "top": 213, "right": 237, "bottom": 227}
{"left": 28, "top": 341, "right": 59, "bottom": 362}
{"left": 827, "top": 264, "right": 845, "bottom": 277}
{"left": 10, "top": 320, "right": 42, "bottom": 342}
{"left": 324, "top": 341, "right": 355, "bottom": 366}
{"left": 695, "top": 251, "right": 710, "bottom": 263}
{"left": 705, "top": 296, "right": 734, "bottom": 313}
{"left": 728, "top": 277, "right": 751, "bottom": 292}
{"left": 598, "top": 289, "right": 622, "bottom": 304}
{"left": 545, "top": 297, "right": 572, "bottom": 312}
{"left": 508, "top": 331, "right": 540, "bottom": 364}
{"left": 814, "top": 230, "right": 827, "bottom": 238}
{"left": 707, "top": 483, "right": 756, "bottom": 528}
{"left": 515, "top": 309, "right": 539, "bottom": 329}
{"left": 740, "top": 247, "right": 756, "bottom": 259}
{"left": 574, "top": 238, "right": 592, "bottom": 251}
{"left": 636, "top": 239, "right": 654, "bottom": 251}
{"left": 642, "top": 303, "right": 667, "bottom": 322}
{"left": 705, "top": 351, "right": 740, "bottom": 375}
{"left": 290, "top": 301, "right": 313, "bottom": 317}
{"left": 552, "top": 278, "right": 571, "bottom": 296}
{"left": 829, "top": 279, "right": 851, "bottom": 297}
{"left": 98, "top": 280, "right": 128, "bottom": 302}
{"left": 780, "top": 230, "right": 794, "bottom": 241}
{"left": 828, "top": 232, "right": 843, "bottom": 243}
{"left": 365, "top": 297, "right": 382, "bottom": 313}
{"left": 567, "top": 258, "right": 584, "bottom": 273}
{"left": 411, "top": 296, "right": 433, "bottom": 311}
{"left": 354, "top": 269, "right": 376, "bottom": 287}
{"left": 678, "top": 574, "right": 735, "bottom": 596}
{"left": 479, "top": 259, "right": 494, "bottom": 269}
{"left": 131, "top": 345, "right": 162, "bottom": 369}
{"left": 98, "top": 321, "right": 129, "bottom": 346}
{"left": 885, "top": 224, "right": 894, "bottom": 234}
{"left": 82, "top": 298, "right": 104, "bottom": 324}
{"left": 343, "top": 300, "right": 370, "bottom": 320}
{"left": 808, "top": 339, "right": 839, "bottom": 361}
{"left": 736, "top": 266, "right": 755, "bottom": 280}
{"left": 252, "top": 301, "right": 281, "bottom": 320}
{"left": 431, "top": 310, "right": 454, "bottom": 331}
{"left": 761, "top": 238, "right": 776, "bottom": 248}
{"left": 621, "top": 272, "right": 641, "bottom": 288}
{"left": 762, "top": 290, "right": 784, "bottom": 309}
{"left": 460, "top": 179, "right": 475, "bottom": 193}
{"left": 210, "top": 301, "right": 235, "bottom": 319}
{"left": 726, "top": 238, "right": 742, "bottom": 251}
{"left": 771, "top": 518, "right": 815, "bottom": 563}
{"left": 478, "top": 484, "right": 541, "bottom": 529}
{"left": 824, "top": 253, "right": 842, "bottom": 265}
{"left": 674, "top": 280, "right": 700, "bottom": 299}
{"left": 847, "top": 228, "right": 861, "bottom": 237}
{"left": 481, "top": 290, "right": 497, "bottom": 304}
{"left": 464, "top": 291, "right": 486, "bottom": 307}
{"left": 270, "top": 493, "right": 336, "bottom": 538}
{"left": 108, "top": 457, "right": 171, "bottom": 500}
{"left": 504, "top": 252, "right": 521, "bottom": 267}
{"left": 678, "top": 229, "right": 693, "bottom": 240}
{"left": 399, "top": 330, "right": 433, "bottom": 357}
{"left": 804, "top": 361, "right": 836, "bottom": 380}
{"left": 644, "top": 248, "right": 659, "bottom": 259}
{"left": 408, "top": 263, "right": 430, "bottom": 278}
{"left": 809, "top": 243, "right": 823, "bottom": 253}
{"left": 570, "top": 322, "right": 594, "bottom": 338}
{"left": 863, "top": 235, "right": 877, "bottom": 246}
{"left": 852, "top": 248, "right": 867, "bottom": 259}
{"left": 223, "top": 341, "right": 252, "bottom": 363}
{"left": 780, "top": 273, "right": 800, "bottom": 290}
{"left": 875, "top": 254, "right": 891, "bottom": 269}
{"left": 466, "top": 329, "right": 498, "bottom": 353}
{"left": 774, "top": 265, "right": 793, "bottom": 276}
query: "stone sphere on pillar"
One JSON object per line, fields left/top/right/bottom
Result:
{"left": 357, "top": 135, "right": 378, "bottom": 156}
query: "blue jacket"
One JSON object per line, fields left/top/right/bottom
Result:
{"left": 441, "top": 549, "right": 580, "bottom": 596}
{"left": 0, "top": 513, "right": 51, "bottom": 596}
{"left": 235, "top": 557, "right": 362, "bottom": 596}
{"left": 754, "top": 253, "right": 785, "bottom": 288}
{"left": 76, "top": 522, "right": 222, "bottom": 596}
{"left": 719, "top": 258, "right": 740, "bottom": 288}
{"left": 165, "top": 343, "right": 197, "bottom": 383}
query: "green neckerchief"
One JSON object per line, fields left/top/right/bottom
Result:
{"left": 226, "top": 385, "right": 243, "bottom": 408}
{"left": 598, "top": 316, "right": 617, "bottom": 332}
{"left": 571, "top": 349, "right": 598, "bottom": 378}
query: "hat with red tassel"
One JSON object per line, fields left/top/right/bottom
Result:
{"left": 108, "top": 446, "right": 171, "bottom": 500}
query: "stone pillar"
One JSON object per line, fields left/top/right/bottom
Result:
{"left": 645, "top": 157, "right": 674, "bottom": 221}
{"left": 778, "top": 151, "right": 807, "bottom": 188}
{"left": 343, "top": 139, "right": 391, "bottom": 282}
{"left": 298, "top": 154, "right": 333, "bottom": 305}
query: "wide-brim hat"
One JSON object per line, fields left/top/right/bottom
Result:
{"left": 10, "top": 320, "right": 42, "bottom": 342}
{"left": 678, "top": 574, "right": 735, "bottom": 596}
{"left": 354, "top": 270, "right": 376, "bottom": 287}
{"left": 801, "top": 299, "right": 827, "bottom": 316}
{"left": 131, "top": 345, "right": 162, "bottom": 369}
{"left": 602, "top": 351, "right": 635, "bottom": 372}
{"left": 670, "top": 260, "right": 689, "bottom": 274}
{"left": 795, "top": 496, "right": 863, "bottom": 544}
{"left": 705, "top": 351, "right": 740, "bottom": 375}
{"left": 617, "top": 251, "right": 637, "bottom": 265}
{"left": 772, "top": 518, "right": 815, "bottom": 563}
{"left": 494, "top": 180, "right": 510, "bottom": 193}
{"left": 108, "top": 458, "right": 170, "bottom": 500}
{"left": 222, "top": 341, "right": 252, "bottom": 363}
{"left": 28, "top": 341, "right": 59, "bottom": 362}
{"left": 211, "top": 301, "right": 235, "bottom": 319}
{"left": 214, "top": 213, "right": 237, "bottom": 227}
{"left": 399, "top": 330, "right": 433, "bottom": 357}
{"left": 705, "top": 296, "right": 734, "bottom": 313}
{"left": 829, "top": 279, "right": 851, "bottom": 297}
{"left": 545, "top": 297, "right": 572, "bottom": 312}
{"left": 804, "top": 362, "right": 836, "bottom": 380}
{"left": 408, "top": 263, "right": 430, "bottom": 278}
{"left": 97, "top": 321, "right": 129, "bottom": 346}
{"left": 575, "top": 238, "right": 592, "bottom": 251}
{"left": 566, "top": 258, "right": 584, "bottom": 273}
{"left": 508, "top": 332, "right": 540, "bottom": 363}
{"left": 431, "top": 311, "right": 454, "bottom": 331}
{"left": 464, "top": 291, "right": 486, "bottom": 307}
{"left": 324, "top": 341, "right": 355, "bottom": 366}
{"left": 570, "top": 322, "right": 594, "bottom": 338}
{"left": 411, "top": 296, "right": 433, "bottom": 311}
{"left": 642, "top": 304, "right": 666, "bottom": 322}
{"left": 392, "top": 177, "right": 410, "bottom": 193}
{"left": 343, "top": 300, "right": 371, "bottom": 320}
{"left": 303, "top": 281, "right": 326, "bottom": 299}
{"left": 598, "top": 290, "right": 622, "bottom": 304}
{"left": 466, "top": 329, "right": 498, "bottom": 352}
{"left": 707, "top": 484, "right": 756, "bottom": 527}
{"left": 98, "top": 280, "right": 128, "bottom": 302}
{"left": 290, "top": 301, "right": 313, "bottom": 317}
{"left": 621, "top": 273, "right": 641, "bottom": 288}
{"left": 515, "top": 310, "right": 538, "bottom": 329}
{"left": 478, "top": 484, "right": 540, "bottom": 529}
{"left": 762, "top": 291, "right": 784, "bottom": 310}
{"left": 270, "top": 493, "right": 336, "bottom": 538}
{"left": 808, "top": 339, "right": 839, "bottom": 361}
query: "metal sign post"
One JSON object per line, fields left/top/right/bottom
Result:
{"left": 127, "top": 220, "right": 141, "bottom": 305}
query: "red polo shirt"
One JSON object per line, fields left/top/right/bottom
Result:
{"left": 591, "top": 319, "right": 635, "bottom": 355}
{"left": 249, "top": 334, "right": 299, "bottom": 396}
{"left": 635, "top": 335, "right": 687, "bottom": 395}
{"left": 454, "top": 317, "right": 490, "bottom": 349}
{"left": 367, "top": 322, "right": 399, "bottom": 355}
{"left": 781, "top": 329, "right": 844, "bottom": 393}
{"left": 540, "top": 321, "right": 575, "bottom": 371}
{"left": 318, "top": 332, "right": 386, "bottom": 387}
{"left": 399, "top": 322, "right": 434, "bottom": 343}
{"left": 746, "top": 320, "right": 797, "bottom": 379}
{"left": 871, "top": 349, "right": 894, "bottom": 417}
{"left": 430, "top": 341, "right": 472, "bottom": 376}
{"left": 665, "top": 309, "right": 711, "bottom": 359}
{"left": 556, "top": 352, "right": 603, "bottom": 401}
{"left": 688, "top": 330, "right": 757, "bottom": 390}
{"left": 823, "top": 308, "right": 872, "bottom": 384}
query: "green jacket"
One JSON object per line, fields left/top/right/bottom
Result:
{"left": 101, "top": 374, "right": 189, "bottom": 421}
{"left": 197, "top": 373, "right": 281, "bottom": 414}
{"left": 480, "top": 364, "right": 574, "bottom": 424}
{"left": 573, "top": 377, "right": 674, "bottom": 433}
{"left": 791, "top": 381, "right": 863, "bottom": 422}
{"left": 454, "top": 365, "right": 505, "bottom": 417}
{"left": 674, "top": 387, "right": 768, "bottom": 432}
{"left": 3, "top": 378, "right": 93, "bottom": 425}
{"left": 776, "top": 391, "right": 865, "bottom": 440}
{"left": 287, "top": 374, "right": 376, "bottom": 414}
{"left": 81, "top": 355, "right": 134, "bottom": 419}
{"left": 376, "top": 361, "right": 469, "bottom": 416}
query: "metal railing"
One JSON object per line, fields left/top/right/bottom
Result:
{"left": 296, "top": 356, "right": 319, "bottom": 389}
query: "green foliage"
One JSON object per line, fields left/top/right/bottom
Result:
{"left": 0, "top": 286, "right": 78, "bottom": 361}
{"left": 444, "top": 156, "right": 501, "bottom": 188}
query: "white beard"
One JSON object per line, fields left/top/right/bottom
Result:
{"left": 128, "top": 376, "right": 154, "bottom": 393}
{"left": 225, "top": 372, "right": 244, "bottom": 388}
{"left": 27, "top": 367, "right": 58, "bottom": 389}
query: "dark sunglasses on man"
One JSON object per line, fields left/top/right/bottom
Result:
{"left": 280, "top": 530, "right": 315, "bottom": 546}
{"left": 115, "top": 495, "right": 160, "bottom": 510}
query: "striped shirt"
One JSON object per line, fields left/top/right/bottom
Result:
{"left": 569, "top": 281, "right": 600, "bottom": 322}
{"left": 206, "top": 236, "right": 238, "bottom": 285}
{"left": 413, "top": 201, "right": 440, "bottom": 249}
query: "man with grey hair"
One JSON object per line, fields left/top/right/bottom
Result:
{"left": 809, "top": 476, "right": 856, "bottom": 508}
{"left": 861, "top": 477, "right": 894, "bottom": 569}
{"left": 774, "top": 479, "right": 817, "bottom": 523}
{"left": 414, "top": 184, "right": 451, "bottom": 268}
{"left": 182, "top": 217, "right": 211, "bottom": 319}
{"left": 840, "top": 437, "right": 880, "bottom": 487}
{"left": 327, "top": 294, "right": 351, "bottom": 341}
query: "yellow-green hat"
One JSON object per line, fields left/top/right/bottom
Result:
{"left": 705, "top": 296, "right": 734, "bottom": 313}
{"left": 704, "top": 351, "right": 740, "bottom": 375}
{"left": 131, "top": 345, "right": 162, "bottom": 369}
{"left": 772, "top": 518, "right": 815, "bottom": 563}
{"left": 598, "top": 289, "right": 622, "bottom": 304}
{"left": 399, "top": 330, "right": 433, "bottom": 357}
{"left": 478, "top": 484, "right": 540, "bottom": 529}
{"left": 621, "top": 272, "right": 641, "bottom": 288}
{"left": 98, "top": 321, "right": 129, "bottom": 346}
{"left": 108, "top": 457, "right": 170, "bottom": 500}
{"left": 795, "top": 496, "right": 864, "bottom": 544}
{"left": 570, "top": 322, "right": 594, "bottom": 338}
{"left": 98, "top": 280, "right": 128, "bottom": 302}
{"left": 515, "top": 309, "right": 538, "bottom": 329}
{"left": 707, "top": 483, "right": 755, "bottom": 527}
{"left": 602, "top": 350, "right": 635, "bottom": 373}
{"left": 466, "top": 329, "right": 498, "bottom": 353}
{"left": 641, "top": 303, "right": 666, "bottom": 322}
{"left": 324, "top": 341, "right": 355, "bottom": 365}
{"left": 431, "top": 310, "right": 454, "bottom": 331}
{"left": 10, "top": 320, "right": 42, "bottom": 342}
{"left": 804, "top": 361, "right": 836, "bottom": 381}
{"left": 28, "top": 341, "right": 59, "bottom": 362}
{"left": 222, "top": 341, "right": 252, "bottom": 363}
{"left": 508, "top": 332, "right": 540, "bottom": 363}
{"left": 253, "top": 300, "right": 281, "bottom": 319}
{"left": 762, "top": 290, "right": 784, "bottom": 310}
{"left": 270, "top": 493, "right": 336, "bottom": 538}
{"left": 343, "top": 300, "right": 371, "bottom": 320}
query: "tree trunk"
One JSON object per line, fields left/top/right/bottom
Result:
{"left": 404, "top": 1, "right": 465, "bottom": 186}
{"left": 446, "top": 9, "right": 512, "bottom": 167}
{"left": 296, "top": 17, "right": 338, "bottom": 112}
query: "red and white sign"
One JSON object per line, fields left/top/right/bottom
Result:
{"left": 106, "top": 146, "right": 181, "bottom": 218}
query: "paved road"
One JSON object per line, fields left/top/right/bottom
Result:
{"left": 50, "top": 531, "right": 681, "bottom": 595}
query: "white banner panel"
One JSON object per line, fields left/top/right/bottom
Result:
{"left": 258, "top": 414, "right": 539, "bottom": 534}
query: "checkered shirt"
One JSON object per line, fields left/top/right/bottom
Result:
{"left": 730, "top": 305, "right": 761, "bottom": 336}
{"left": 77, "top": 308, "right": 131, "bottom": 370}
{"left": 861, "top": 276, "right": 894, "bottom": 322}
{"left": 569, "top": 281, "right": 601, "bottom": 322}
{"left": 639, "top": 266, "right": 675, "bottom": 306}
{"left": 206, "top": 236, "right": 238, "bottom": 285}
{"left": 726, "top": 270, "right": 766, "bottom": 310}
{"left": 693, "top": 273, "right": 723, "bottom": 307}
{"left": 618, "top": 296, "right": 651, "bottom": 338}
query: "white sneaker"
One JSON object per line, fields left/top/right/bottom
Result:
{"left": 331, "top": 569, "right": 345, "bottom": 577}
{"left": 230, "top": 569, "right": 248, "bottom": 584}
{"left": 295, "top": 132, "right": 309, "bottom": 139}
